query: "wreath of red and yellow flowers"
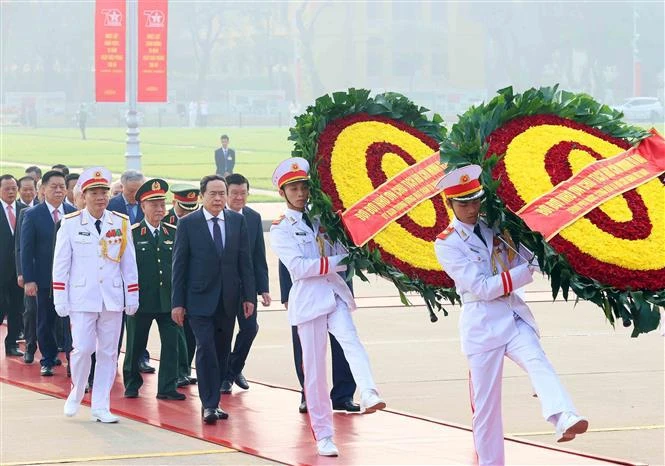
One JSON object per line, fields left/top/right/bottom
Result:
{"left": 440, "top": 85, "right": 663, "bottom": 335}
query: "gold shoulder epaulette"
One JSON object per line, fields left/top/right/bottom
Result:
{"left": 64, "top": 211, "right": 81, "bottom": 219}
{"left": 131, "top": 222, "right": 141, "bottom": 230}
{"left": 112, "top": 211, "right": 129, "bottom": 220}
{"left": 163, "top": 222, "right": 176, "bottom": 229}
{"left": 436, "top": 225, "right": 455, "bottom": 240}
{"left": 272, "top": 215, "right": 285, "bottom": 225}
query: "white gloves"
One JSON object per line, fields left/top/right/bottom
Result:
{"left": 55, "top": 304, "right": 70, "bottom": 317}
{"left": 124, "top": 305, "right": 138, "bottom": 316}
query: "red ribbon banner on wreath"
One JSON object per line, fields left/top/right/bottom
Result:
{"left": 138, "top": 0, "right": 168, "bottom": 102}
{"left": 518, "top": 129, "right": 665, "bottom": 241}
{"left": 341, "top": 152, "right": 445, "bottom": 246}
{"left": 95, "top": 0, "right": 126, "bottom": 102}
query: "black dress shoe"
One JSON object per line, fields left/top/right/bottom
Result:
{"left": 333, "top": 400, "right": 361, "bottom": 412}
{"left": 220, "top": 380, "right": 232, "bottom": 394}
{"left": 6, "top": 347, "right": 24, "bottom": 357}
{"left": 187, "top": 376, "right": 197, "bottom": 385}
{"left": 157, "top": 391, "right": 186, "bottom": 400}
{"left": 124, "top": 389, "right": 139, "bottom": 398}
{"left": 23, "top": 352, "right": 34, "bottom": 364}
{"left": 215, "top": 408, "right": 229, "bottom": 420}
{"left": 138, "top": 360, "right": 156, "bottom": 373}
{"left": 85, "top": 383, "right": 91, "bottom": 393}
{"left": 234, "top": 372, "right": 250, "bottom": 390}
{"left": 299, "top": 401, "right": 308, "bottom": 413}
{"left": 54, "top": 358, "right": 62, "bottom": 366}
{"left": 176, "top": 377, "right": 190, "bottom": 387}
{"left": 40, "top": 365, "right": 54, "bottom": 376}
{"left": 202, "top": 407, "right": 218, "bottom": 424}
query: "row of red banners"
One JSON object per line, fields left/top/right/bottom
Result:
{"left": 95, "top": 0, "right": 168, "bottom": 103}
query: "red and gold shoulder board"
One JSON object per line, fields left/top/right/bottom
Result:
{"left": 272, "top": 215, "right": 286, "bottom": 225}
{"left": 436, "top": 225, "right": 455, "bottom": 240}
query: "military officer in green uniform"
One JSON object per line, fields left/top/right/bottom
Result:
{"left": 123, "top": 178, "right": 185, "bottom": 400}
{"left": 163, "top": 184, "right": 200, "bottom": 387}
{"left": 163, "top": 184, "right": 199, "bottom": 225}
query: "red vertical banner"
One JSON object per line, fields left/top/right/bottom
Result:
{"left": 137, "top": 0, "right": 168, "bottom": 102}
{"left": 95, "top": 0, "right": 126, "bottom": 102}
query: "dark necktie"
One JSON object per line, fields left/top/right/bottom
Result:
{"left": 473, "top": 223, "right": 487, "bottom": 247}
{"left": 211, "top": 217, "right": 223, "bottom": 254}
{"left": 95, "top": 219, "right": 102, "bottom": 234}
{"left": 128, "top": 204, "right": 136, "bottom": 223}
{"left": 153, "top": 228, "right": 159, "bottom": 243}
{"left": 302, "top": 212, "right": 314, "bottom": 231}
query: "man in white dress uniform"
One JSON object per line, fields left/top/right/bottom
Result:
{"left": 269, "top": 157, "right": 386, "bottom": 457}
{"left": 434, "top": 164, "right": 588, "bottom": 466}
{"left": 52, "top": 167, "right": 139, "bottom": 423}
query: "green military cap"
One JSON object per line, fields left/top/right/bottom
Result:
{"left": 171, "top": 183, "right": 200, "bottom": 211}
{"left": 136, "top": 178, "right": 169, "bottom": 203}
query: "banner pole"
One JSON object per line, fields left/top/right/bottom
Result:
{"left": 125, "top": 0, "right": 142, "bottom": 171}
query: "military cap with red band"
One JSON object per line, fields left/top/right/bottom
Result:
{"left": 136, "top": 178, "right": 169, "bottom": 202}
{"left": 272, "top": 157, "right": 310, "bottom": 189}
{"left": 436, "top": 164, "right": 485, "bottom": 201}
{"left": 170, "top": 184, "right": 200, "bottom": 210}
{"left": 79, "top": 166, "right": 112, "bottom": 192}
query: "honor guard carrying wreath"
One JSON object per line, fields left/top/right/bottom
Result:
{"left": 269, "top": 157, "right": 386, "bottom": 457}
{"left": 433, "top": 165, "right": 588, "bottom": 466}
{"left": 52, "top": 167, "right": 139, "bottom": 423}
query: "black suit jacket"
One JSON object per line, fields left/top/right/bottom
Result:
{"left": 20, "top": 202, "right": 76, "bottom": 288}
{"left": 108, "top": 193, "right": 144, "bottom": 223}
{"left": 0, "top": 201, "right": 25, "bottom": 287}
{"left": 172, "top": 208, "right": 254, "bottom": 317}
{"left": 242, "top": 206, "right": 269, "bottom": 301}
{"left": 214, "top": 147, "right": 236, "bottom": 175}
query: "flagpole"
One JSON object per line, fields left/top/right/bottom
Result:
{"left": 125, "top": 0, "right": 141, "bottom": 170}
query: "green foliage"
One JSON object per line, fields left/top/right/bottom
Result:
{"left": 289, "top": 89, "right": 458, "bottom": 320}
{"left": 440, "top": 84, "right": 661, "bottom": 336}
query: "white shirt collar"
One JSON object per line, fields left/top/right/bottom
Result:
{"left": 0, "top": 199, "right": 15, "bottom": 211}
{"left": 227, "top": 205, "right": 243, "bottom": 215}
{"left": 45, "top": 200, "right": 63, "bottom": 216}
{"left": 203, "top": 207, "right": 225, "bottom": 222}
{"left": 145, "top": 219, "right": 160, "bottom": 234}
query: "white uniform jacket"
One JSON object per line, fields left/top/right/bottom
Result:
{"left": 52, "top": 209, "right": 139, "bottom": 312}
{"left": 434, "top": 217, "right": 539, "bottom": 355}
{"left": 270, "top": 208, "right": 355, "bottom": 326}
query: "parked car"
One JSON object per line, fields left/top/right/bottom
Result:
{"left": 614, "top": 97, "right": 664, "bottom": 122}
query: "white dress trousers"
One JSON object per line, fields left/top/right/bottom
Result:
{"left": 297, "top": 297, "right": 378, "bottom": 440}
{"left": 68, "top": 306, "right": 123, "bottom": 412}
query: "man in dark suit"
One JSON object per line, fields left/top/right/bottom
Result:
{"left": 1, "top": 174, "right": 26, "bottom": 357}
{"left": 171, "top": 174, "right": 255, "bottom": 424}
{"left": 279, "top": 260, "right": 360, "bottom": 413}
{"left": 17, "top": 175, "right": 38, "bottom": 208}
{"left": 214, "top": 134, "right": 236, "bottom": 177}
{"left": 15, "top": 203, "right": 37, "bottom": 363}
{"left": 20, "top": 170, "right": 75, "bottom": 375}
{"left": 107, "top": 169, "right": 145, "bottom": 225}
{"left": 221, "top": 174, "right": 270, "bottom": 393}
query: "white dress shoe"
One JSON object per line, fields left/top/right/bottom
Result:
{"left": 316, "top": 436, "right": 339, "bottom": 457}
{"left": 555, "top": 412, "right": 588, "bottom": 442}
{"left": 360, "top": 389, "right": 386, "bottom": 414}
{"left": 63, "top": 398, "right": 80, "bottom": 417}
{"left": 91, "top": 409, "right": 119, "bottom": 423}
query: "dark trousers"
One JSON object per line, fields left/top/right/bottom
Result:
{"left": 36, "top": 289, "right": 58, "bottom": 366}
{"left": 22, "top": 295, "right": 37, "bottom": 354}
{"left": 177, "top": 317, "right": 195, "bottom": 378}
{"left": 291, "top": 326, "right": 356, "bottom": 404}
{"left": 226, "top": 304, "right": 259, "bottom": 380}
{"left": 189, "top": 308, "right": 235, "bottom": 409}
{"left": 123, "top": 312, "right": 179, "bottom": 394}
{"left": 0, "top": 281, "right": 23, "bottom": 351}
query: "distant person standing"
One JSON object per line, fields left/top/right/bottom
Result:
{"left": 188, "top": 101, "right": 197, "bottom": 128}
{"left": 199, "top": 101, "right": 209, "bottom": 127}
{"left": 77, "top": 104, "right": 88, "bottom": 140}
{"left": 214, "top": 135, "right": 235, "bottom": 177}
